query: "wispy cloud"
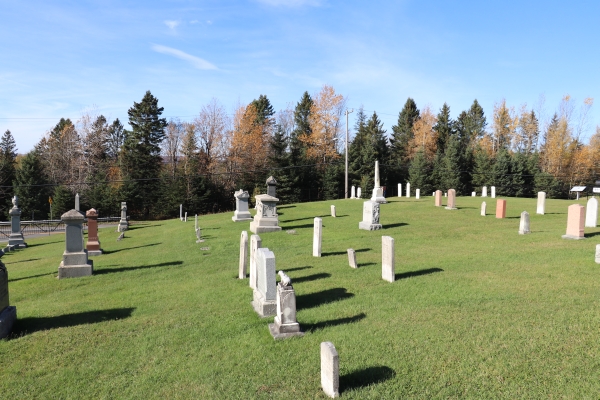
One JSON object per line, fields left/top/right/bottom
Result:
{"left": 164, "top": 20, "right": 180, "bottom": 30}
{"left": 151, "top": 44, "right": 218, "bottom": 70}
{"left": 256, "top": 0, "right": 321, "bottom": 6}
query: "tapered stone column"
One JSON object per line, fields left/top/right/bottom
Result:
{"left": 58, "top": 209, "right": 93, "bottom": 279}
{"left": 7, "top": 196, "right": 27, "bottom": 250}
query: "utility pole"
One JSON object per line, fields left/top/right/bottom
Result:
{"left": 344, "top": 108, "right": 354, "bottom": 199}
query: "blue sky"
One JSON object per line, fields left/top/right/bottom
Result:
{"left": 2, "top": 0, "right": 599, "bottom": 153}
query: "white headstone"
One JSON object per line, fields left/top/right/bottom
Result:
{"left": 180, "top": 204, "right": 183, "bottom": 221}
{"left": 252, "top": 247, "right": 277, "bottom": 317}
{"left": 75, "top": 193, "right": 80, "bottom": 212}
{"left": 195, "top": 214, "right": 198, "bottom": 230}
{"left": 358, "top": 201, "right": 382, "bottom": 231}
{"left": 347, "top": 249, "right": 357, "bottom": 268}
{"left": 382, "top": 236, "right": 395, "bottom": 282}
{"left": 398, "top": 184, "right": 402, "bottom": 198}
{"left": 330, "top": 205, "right": 336, "bottom": 218}
{"left": 357, "top": 187, "right": 362, "bottom": 198}
{"left": 586, "top": 197, "right": 598, "bottom": 228}
{"left": 482, "top": 186, "right": 488, "bottom": 197}
{"left": 406, "top": 182, "right": 410, "bottom": 198}
{"left": 537, "top": 192, "right": 546, "bottom": 215}
{"left": 249, "top": 235, "right": 262, "bottom": 289}
{"left": 481, "top": 201, "right": 486, "bottom": 216}
{"left": 519, "top": 211, "right": 531, "bottom": 234}
{"left": 321, "top": 342, "right": 339, "bottom": 398}
{"left": 313, "top": 217, "right": 322, "bottom": 257}
{"left": 491, "top": 186, "right": 496, "bottom": 198}
{"left": 471, "top": 192, "right": 476, "bottom": 197}
{"left": 184, "top": 212, "right": 187, "bottom": 222}
{"left": 595, "top": 244, "right": 600, "bottom": 264}
{"left": 374, "top": 160, "right": 381, "bottom": 188}
{"left": 350, "top": 185, "right": 356, "bottom": 199}
{"left": 239, "top": 231, "right": 248, "bottom": 279}
{"left": 415, "top": 189, "right": 420, "bottom": 199}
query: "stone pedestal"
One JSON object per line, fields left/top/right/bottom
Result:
{"left": 434, "top": 190, "right": 443, "bottom": 207}
{"left": 86, "top": 208, "right": 103, "bottom": 256}
{"left": 537, "top": 192, "right": 546, "bottom": 215}
{"left": 232, "top": 189, "right": 253, "bottom": 222}
{"left": 8, "top": 196, "right": 27, "bottom": 249}
{"left": 445, "top": 189, "right": 457, "bottom": 210}
{"left": 58, "top": 209, "right": 93, "bottom": 279}
{"left": 370, "top": 187, "right": 386, "bottom": 204}
{"left": 0, "top": 253, "right": 16, "bottom": 339}
{"left": 519, "top": 211, "right": 531, "bottom": 234}
{"left": 250, "top": 194, "right": 282, "bottom": 234}
{"left": 268, "top": 280, "right": 304, "bottom": 339}
{"left": 358, "top": 201, "right": 382, "bottom": 230}
{"left": 562, "top": 204, "right": 586, "bottom": 240}
{"left": 251, "top": 248, "right": 277, "bottom": 317}
{"left": 496, "top": 199, "right": 506, "bottom": 219}
{"left": 117, "top": 202, "right": 128, "bottom": 232}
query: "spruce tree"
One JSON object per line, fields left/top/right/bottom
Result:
{"left": 472, "top": 147, "right": 493, "bottom": 189}
{"left": 289, "top": 92, "right": 315, "bottom": 201}
{"left": 268, "top": 124, "right": 299, "bottom": 203}
{"left": 493, "top": 149, "right": 514, "bottom": 196}
{"left": 0, "top": 130, "right": 17, "bottom": 219}
{"left": 433, "top": 103, "right": 453, "bottom": 153}
{"left": 408, "top": 149, "right": 432, "bottom": 194}
{"left": 250, "top": 94, "right": 275, "bottom": 125}
{"left": 14, "top": 150, "right": 50, "bottom": 220}
{"left": 440, "top": 134, "right": 463, "bottom": 193}
{"left": 389, "top": 98, "right": 419, "bottom": 182}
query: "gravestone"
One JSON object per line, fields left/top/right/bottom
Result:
{"left": 562, "top": 204, "right": 586, "bottom": 240}
{"left": 445, "top": 189, "right": 457, "bottom": 210}
{"left": 347, "top": 249, "right": 357, "bottom": 268}
{"left": 313, "top": 217, "right": 322, "bottom": 257}
{"left": 184, "top": 212, "right": 187, "bottom": 222}
{"left": 232, "top": 189, "right": 253, "bottom": 222}
{"left": 519, "top": 211, "right": 531, "bottom": 234}
{"left": 350, "top": 185, "right": 356, "bottom": 199}
{"left": 406, "top": 182, "right": 411, "bottom": 198}
{"left": 370, "top": 161, "right": 386, "bottom": 203}
{"left": 58, "top": 209, "right": 93, "bottom": 279}
{"left": 268, "top": 271, "right": 304, "bottom": 339}
{"left": 382, "top": 236, "right": 395, "bottom": 282}
{"left": 195, "top": 227, "right": 204, "bottom": 243}
{"left": 266, "top": 176, "right": 277, "bottom": 197}
{"left": 330, "top": 205, "right": 336, "bottom": 218}
{"left": 195, "top": 214, "right": 198, "bottom": 230}
{"left": 85, "top": 208, "right": 103, "bottom": 256}
{"left": 117, "top": 202, "right": 128, "bottom": 232}
{"left": 434, "top": 190, "right": 443, "bottom": 207}
{"left": 595, "top": 244, "right": 600, "bottom": 264}
{"left": 252, "top": 247, "right": 277, "bottom": 317}
{"left": 481, "top": 201, "right": 486, "bottom": 216}
{"left": 321, "top": 342, "right": 340, "bottom": 398}
{"left": 491, "top": 186, "right": 496, "bottom": 198}
{"left": 75, "top": 193, "right": 80, "bottom": 211}
{"left": 180, "top": 204, "right": 183, "bottom": 221}
{"left": 250, "top": 194, "right": 282, "bottom": 233}
{"left": 239, "top": 231, "right": 248, "bottom": 279}
{"left": 482, "top": 186, "right": 488, "bottom": 197}
{"left": 0, "top": 251, "right": 16, "bottom": 339}
{"left": 398, "top": 184, "right": 402, "bottom": 198}
{"left": 8, "top": 196, "right": 27, "bottom": 249}
{"left": 415, "top": 189, "right": 420, "bottom": 199}
{"left": 358, "top": 201, "right": 382, "bottom": 230}
{"left": 356, "top": 187, "right": 362, "bottom": 198}
{"left": 472, "top": 192, "right": 476, "bottom": 197}
{"left": 249, "top": 234, "right": 262, "bottom": 289}
{"left": 496, "top": 199, "right": 506, "bottom": 218}
{"left": 444, "top": 192, "right": 447, "bottom": 197}
{"left": 537, "top": 192, "right": 546, "bottom": 215}
{"left": 585, "top": 197, "right": 598, "bottom": 228}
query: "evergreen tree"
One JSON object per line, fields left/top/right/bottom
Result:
{"left": 365, "top": 111, "right": 389, "bottom": 186}
{"left": 51, "top": 185, "right": 74, "bottom": 220}
{"left": 268, "top": 124, "right": 299, "bottom": 203}
{"left": 493, "top": 149, "right": 514, "bottom": 196}
{"left": 250, "top": 94, "right": 275, "bottom": 126}
{"left": 323, "top": 163, "right": 343, "bottom": 200}
{"left": 408, "top": 149, "right": 432, "bottom": 194}
{"left": 348, "top": 107, "right": 368, "bottom": 187}
{"left": 433, "top": 103, "right": 453, "bottom": 154}
{"left": 14, "top": 150, "right": 50, "bottom": 220}
{"left": 472, "top": 147, "right": 493, "bottom": 189}
{"left": 534, "top": 171, "right": 560, "bottom": 198}
{"left": 0, "top": 130, "right": 17, "bottom": 219}
{"left": 121, "top": 91, "right": 168, "bottom": 218}
{"left": 389, "top": 98, "right": 419, "bottom": 182}
{"left": 289, "top": 92, "right": 315, "bottom": 201}
{"left": 440, "top": 134, "right": 463, "bottom": 193}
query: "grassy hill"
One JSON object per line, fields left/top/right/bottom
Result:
{"left": 1, "top": 195, "right": 599, "bottom": 398}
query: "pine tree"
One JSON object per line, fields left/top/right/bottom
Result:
{"left": 121, "top": 91, "right": 168, "bottom": 218}
{"left": 51, "top": 185, "right": 74, "bottom": 219}
{"left": 0, "top": 130, "right": 17, "bottom": 219}
{"left": 408, "top": 149, "right": 432, "bottom": 194}
{"left": 14, "top": 150, "right": 50, "bottom": 220}
{"left": 471, "top": 147, "right": 494, "bottom": 190}
{"left": 434, "top": 103, "right": 453, "bottom": 154}
{"left": 289, "top": 92, "right": 315, "bottom": 201}
{"left": 365, "top": 111, "right": 389, "bottom": 186}
{"left": 268, "top": 124, "right": 299, "bottom": 203}
{"left": 493, "top": 149, "right": 514, "bottom": 196}
{"left": 440, "top": 134, "right": 463, "bottom": 193}
{"left": 250, "top": 94, "right": 275, "bottom": 126}
{"left": 389, "top": 98, "right": 419, "bottom": 182}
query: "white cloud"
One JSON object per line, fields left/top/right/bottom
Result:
{"left": 256, "top": 0, "right": 320, "bottom": 6}
{"left": 151, "top": 44, "right": 218, "bottom": 70}
{"left": 164, "top": 20, "right": 180, "bottom": 30}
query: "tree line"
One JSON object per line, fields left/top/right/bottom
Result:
{"left": 0, "top": 88, "right": 598, "bottom": 221}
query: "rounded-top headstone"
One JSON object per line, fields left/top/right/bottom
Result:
{"left": 86, "top": 208, "right": 98, "bottom": 218}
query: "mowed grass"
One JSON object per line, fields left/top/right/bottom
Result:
{"left": 1, "top": 195, "right": 600, "bottom": 399}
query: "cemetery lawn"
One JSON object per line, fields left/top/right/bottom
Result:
{"left": 2, "top": 195, "right": 600, "bottom": 399}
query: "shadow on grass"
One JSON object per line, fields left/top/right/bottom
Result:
{"left": 303, "top": 313, "right": 366, "bottom": 332}
{"left": 292, "top": 272, "right": 331, "bottom": 284}
{"left": 395, "top": 267, "right": 443, "bottom": 280}
{"left": 285, "top": 266, "right": 313, "bottom": 272}
{"left": 340, "top": 366, "right": 396, "bottom": 393}
{"left": 297, "top": 288, "right": 354, "bottom": 310}
{"left": 358, "top": 262, "right": 376, "bottom": 267}
{"left": 127, "top": 224, "right": 162, "bottom": 230}
{"left": 282, "top": 223, "right": 314, "bottom": 230}
{"left": 23, "top": 240, "right": 62, "bottom": 248}
{"left": 6, "top": 258, "right": 41, "bottom": 264}
{"left": 585, "top": 231, "right": 600, "bottom": 238}
{"left": 9, "top": 271, "right": 54, "bottom": 282}
{"left": 278, "top": 205, "right": 296, "bottom": 210}
{"left": 95, "top": 260, "right": 183, "bottom": 274}
{"left": 322, "top": 248, "right": 370, "bottom": 257}
{"left": 11, "top": 308, "right": 135, "bottom": 338}
{"left": 280, "top": 215, "right": 328, "bottom": 223}
{"left": 383, "top": 223, "right": 408, "bottom": 229}
{"left": 103, "top": 242, "right": 161, "bottom": 254}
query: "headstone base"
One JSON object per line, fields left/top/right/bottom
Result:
{"left": 251, "top": 291, "right": 276, "bottom": 317}
{"left": 58, "top": 260, "right": 93, "bottom": 279}
{"left": 6, "top": 239, "right": 26, "bottom": 249}
{"left": 370, "top": 188, "right": 387, "bottom": 204}
{"left": 117, "top": 223, "right": 128, "bottom": 232}
{"left": 268, "top": 320, "right": 304, "bottom": 340}
{"left": 561, "top": 235, "right": 586, "bottom": 240}
{"left": 444, "top": 206, "right": 457, "bottom": 210}
{"left": 358, "top": 222, "right": 382, "bottom": 231}
{"left": 0, "top": 305, "right": 16, "bottom": 339}
{"left": 232, "top": 211, "right": 253, "bottom": 222}
{"left": 87, "top": 250, "right": 103, "bottom": 256}
{"left": 249, "top": 222, "right": 282, "bottom": 234}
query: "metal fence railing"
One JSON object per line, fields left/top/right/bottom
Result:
{"left": 0, "top": 217, "right": 123, "bottom": 238}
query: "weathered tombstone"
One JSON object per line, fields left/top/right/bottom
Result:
{"left": 519, "top": 211, "right": 531, "bottom": 234}
{"left": 268, "top": 271, "right": 304, "bottom": 339}
{"left": 313, "top": 217, "right": 322, "bottom": 257}
{"left": 180, "top": 204, "right": 183, "bottom": 221}
{"left": 370, "top": 161, "right": 386, "bottom": 203}
{"left": 491, "top": 186, "right": 496, "bottom": 198}
{"left": 195, "top": 227, "right": 204, "bottom": 243}
{"left": 482, "top": 186, "right": 488, "bottom": 197}
{"left": 472, "top": 192, "right": 476, "bottom": 197}
{"left": 347, "top": 249, "right": 357, "bottom": 268}
{"left": 356, "top": 187, "right": 362, "bottom": 198}
{"left": 350, "top": 185, "right": 356, "bottom": 199}
{"left": 184, "top": 212, "right": 187, "bottom": 222}
{"left": 537, "top": 192, "right": 546, "bottom": 215}
{"left": 321, "top": 342, "right": 340, "bottom": 398}
{"left": 86, "top": 208, "right": 103, "bottom": 256}
{"left": 330, "top": 205, "right": 336, "bottom": 218}
{"left": 595, "top": 244, "right": 600, "bottom": 264}
{"left": 250, "top": 194, "right": 282, "bottom": 233}
{"left": 195, "top": 214, "right": 198, "bottom": 230}
{"left": 406, "top": 182, "right": 411, "bottom": 198}
{"left": 397, "top": 184, "right": 402, "bottom": 198}
{"left": 239, "top": 231, "right": 248, "bottom": 279}
{"left": 382, "top": 236, "right": 395, "bottom": 282}
{"left": 0, "top": 251, "right": 16, "bottom": 339}
{"left": 117, "top": 202, "right": 128, "bottom": 232}
{"left": 249, "top": 234, "right": 262, "bottom": 289}
{"left": 445, "top": 189, "right": 457, "bottom": 210}
{"left": 252, "top": 247, "right": 277, "bottom": 317}
{"left": 562, "top": 204, "right": 586, "bottom": 240}
{"left": 496, "top": 199, "right": 506, "bottom": 219}
{"left": 434, "top": 190, "right": 443, "bottom": 207}
{"left": 358, "top": 201, "right": 382, "bottom": 230}
{"left": 444, "top": 192, "right": 447, "bottom": 197}
{"left": 266, "top": 176, "right": 277, "bottom": 198}
{"left": 58, "top": 209, "right": 93, "bottom": 279}
{"left": 75, "top": 193, "right": 80, "bottom": 212}
{"left": 415, "top": 189, "right": 420, "bottom": 199}
{"left": 8, "top": 196, "right": 27, "bottom": 249}
{"left": 481, "top": 201, "right": 487, "bottom": 216}
{"left": 585, "top": 197, "right": 598, "bottom": 228}
{"left": 232, "top": 189, "right": 253, "bottom": 222}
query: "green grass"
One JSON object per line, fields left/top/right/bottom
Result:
{"left": 1, "top": 195, "right": 600, "bottom": 399}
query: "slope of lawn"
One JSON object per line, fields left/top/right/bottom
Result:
{"left": 1, "top": 195, "right": 599, "bottom": 399}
